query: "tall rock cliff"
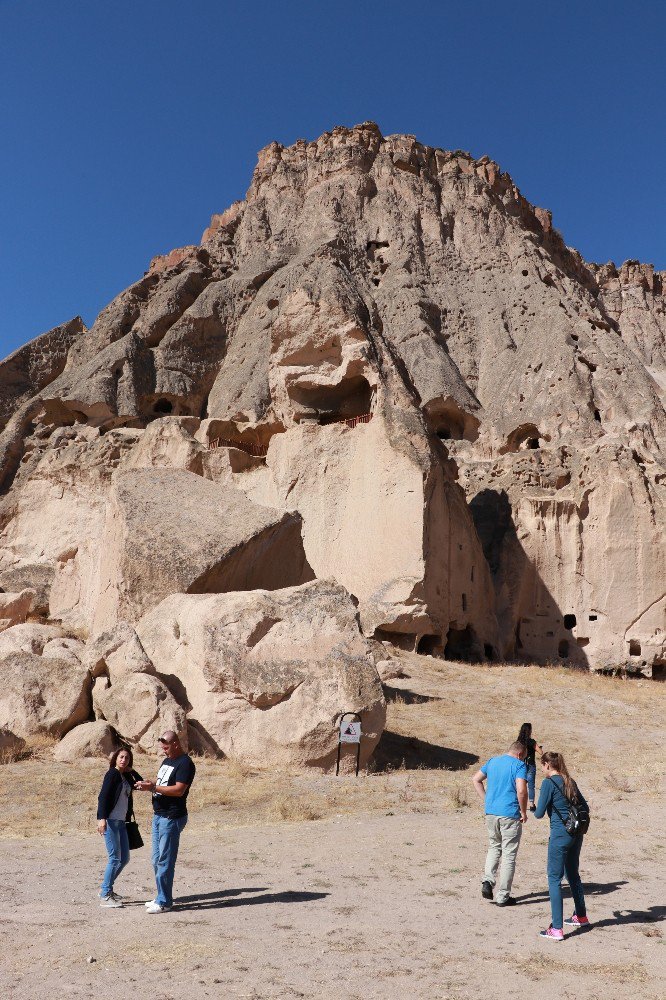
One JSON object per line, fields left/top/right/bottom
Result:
{"left": 0, "top": 123, "right": 664, "bottom": 764}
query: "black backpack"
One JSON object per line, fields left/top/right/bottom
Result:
{"left": 548, "top": 778, "right": 590, "bottom": 835}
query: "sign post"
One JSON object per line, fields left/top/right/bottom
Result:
{"left": 336, "top": 712, "right": 362, "bottom": 776}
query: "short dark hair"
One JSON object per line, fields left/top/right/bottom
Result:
{"left": 108, "top": 746, "right": 133, "bottom": 770}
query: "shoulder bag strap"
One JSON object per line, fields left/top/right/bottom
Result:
{"left": 546, "top": 776, "right": 569, "bottom": 825}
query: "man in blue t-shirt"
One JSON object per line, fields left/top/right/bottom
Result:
{"left": 134, "top": 730, "right": 196, "bottom": 913}
{"left": 472, "top": 740, "right": 528, "bottom": 906}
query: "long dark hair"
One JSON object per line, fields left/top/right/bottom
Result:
{"left": 541, "top": 751, "right": 578, "bottom": 802}
{"left": 517, "top": 723, "right": 532, "bottom": 746}
{"left": 108, "top": 747, "right": 133, "bottom": 770}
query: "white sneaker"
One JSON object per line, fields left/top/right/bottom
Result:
{"left": 100, "top": 895, "right": 123, "bottom": 908}
{"left": 145, "top": 901, "right": 172, "bottom": 914}
{"left": 144, "top": 899, "right": 156, "bottom": 908}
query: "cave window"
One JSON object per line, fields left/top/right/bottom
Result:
{"left": 589, "top": 614, "right": 597, "bottom": 622}
{"left": 593, "top": 409, "right": 601, "bottom": 423}
{"left": 629, "top": 640, "right": 641, "bottom": 657}
{"left": 526, "top": 437, "right": 539, "bottom": 449}
{"left": 564, "top": 614, "right": 577, "bottom": 630}
{"left": 558, "top": 640, "right": 569, "bottom": 658}
{"left": 437, "top": 428, "right": 451, "bottom": 440}
{"left": 521, "top": 269, "right": 529, "bottom": 277}
{"left": 153, "top": 398, "right": 173, "bottom": 414}
{"left": 462, "top": 593, "right": 467, "bottom": 612}
{"left": 653, "top": 664, "right": 666, "bottom": 681}
{"left": 471, "top": 566, "right": 474, "bottom": 582}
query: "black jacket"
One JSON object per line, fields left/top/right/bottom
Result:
{"left": 97, "top": 767, "right": 142, "bottom": 821}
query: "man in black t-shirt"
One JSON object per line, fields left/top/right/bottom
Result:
{"left": 134, "top": 730, "right": 196, "bottom": 913}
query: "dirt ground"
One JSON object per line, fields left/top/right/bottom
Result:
{"left": 1, "top": 656, "right": 665, "bottom": 1000}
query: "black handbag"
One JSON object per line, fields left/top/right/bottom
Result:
{"left": 548, "top": 778, "right": 590, "bottom": 835}
{"left": 126, "top": 809, "right": 144, "bottom": 850}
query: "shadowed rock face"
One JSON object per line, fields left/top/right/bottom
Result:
{"left": 0, "top": 122, "right": 664, "bottom": 764}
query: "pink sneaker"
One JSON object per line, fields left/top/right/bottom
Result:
{"left": 564, "top": 914, "right": 590, "bottom": 926}
{"left": 539, "top": 925, "right": 564, "bottom": 941}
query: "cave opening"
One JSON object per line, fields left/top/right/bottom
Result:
{"left": 153, "top": 398, "right": 174, "bottom": 414}
{"left": 563, "top": 614, "right": 577, "bottom": 630}
{"left": 416, "top": 634, "right": 442, "bottom": 656}
{"left": 444, "top": 625, "right": 478, "bottom": 662}
{"left": 629, "top": 639, "right": 641, "bottom": 657}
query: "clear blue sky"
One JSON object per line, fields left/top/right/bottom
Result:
{"left": 1, "top": 0, "right": 664, "bottom": 359}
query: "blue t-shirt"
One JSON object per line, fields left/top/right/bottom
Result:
{"left": 480, "top": 755, "right": 528, "bottom": 818}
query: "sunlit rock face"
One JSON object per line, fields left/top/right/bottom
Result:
{"left": 0, "top": 122, "right": 664, "bottom": 764}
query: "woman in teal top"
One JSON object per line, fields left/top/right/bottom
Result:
{"left": 534, "top": 751, "right": 590, "bottom": 940}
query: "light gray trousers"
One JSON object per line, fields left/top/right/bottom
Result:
{"left": 483, "top": 815, "right": 523, "bottom": 902}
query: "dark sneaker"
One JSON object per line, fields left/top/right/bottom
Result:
{"left": 496, "top": 896, "right": 517, "bottom": 907}
{"left": 564, "top": 914, "right": 590, "bottom": 927}
{"left": 529, "top": 804, "right": 536, "bottom": 812}
{"left": 481, "top": 881, "right": 493, "bottom": 900}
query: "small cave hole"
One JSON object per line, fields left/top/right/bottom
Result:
{"left": 526, "top": 437, "right": 539, "bottom": 449}
{"left": 461, "top": 593, "right": 467, "bottom": 612}
{"left": 153, "top": 398, "right": 173, "bottom": 415}
{"left": 589, "top": 614, "right": 597, "bottom": 622}
{"left": 416, "top": 634, "right": 442, "bottom": 656}
{"left": 521, "top": 269, "right": 529, "bottom": 277}
{"left": 571, "top": 334, "right": 579, "bottom": 342}
{"left": 484, "top": 643, "right": 495, "bottom": 660}
{"left": 267, "top": 298, "right": 279, "bottom": 309}
{"left": 558, "top": 640, "right": 569, "bottom": 658}
{"left": 593, "top": 409, "right": 601, "bottom": 423}
{"left": 564, "top": 614, "right": 577, "bottom": 630}
{"left": 436, "top": 428, "right": 451, "bottom": 440}
{"left": 577, "top": 637, "right": 590, "bottom": 647}
{"left": 629, "top": 639, "right": 641, "bottom": 657}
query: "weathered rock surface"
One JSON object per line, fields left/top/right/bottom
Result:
{"left": 0, "top": 651, "right": 91, "bottom": 738}
{"left": 0, "top": 121, "right": 664, "bottom": 765}
{"left": 0, "top": 589, "right": 35, "bottom": 632}
{"left": 136, "top": 580, "right": 386, "bottom": 769}
{"left": 92, "top": 672, "right": 186, "bottom": 753}
{"left": 53, "top": 720, "right": 117, "bottom": 762}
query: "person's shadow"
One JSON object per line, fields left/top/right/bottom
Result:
{"left": 515, "top": 880, "right": 628, "bottom": 905}
{"left": 169, "top": 887, "right": 329, "bottom": 911}
{"left": 591, "top": 905, "right": 666, "bottom": 930}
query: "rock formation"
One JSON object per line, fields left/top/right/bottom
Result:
{"left": 0, "top": 122, "right": 664, "bottom": 765}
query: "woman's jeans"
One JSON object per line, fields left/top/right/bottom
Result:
{"left": 152, "top": 814, "right": 188, "bottom": 907}
{"left": 101, "top": 818, "right": 130, "bottom": 897}
{"left": 526, "top": 764, "right": 536, "bottom": 803}
{"left": 547, "top": 831, "right": 586, "bottom": 929}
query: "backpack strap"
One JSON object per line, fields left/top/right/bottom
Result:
{"left": 546, "top": 776, "right": 569, "bottom": 826}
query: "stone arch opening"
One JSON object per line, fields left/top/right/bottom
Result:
{"left": 416, "top": 634, "right": 442, "bottom": 656}
{"left": 444, "top": 625, "right": 479, "bottom": 662}
{"left": 424, "top": 397, "right": 480, "bottom": 443}
{"left": 153, "top": 398, "right": 174, "bottom": 415}
{"left": 289, "top": 375, "right": 374, "bottom": 424}
{"left": 501, "top": 423, "right": 544, "bottom": 454}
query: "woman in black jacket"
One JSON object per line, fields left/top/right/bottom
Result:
{"left": 97, "top": 747, "right": 142, "bottom": 907}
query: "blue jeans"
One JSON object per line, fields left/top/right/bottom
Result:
{"left": 547, "top": 830, "right": 586, "bottom": 929}
{"left": 526, "top": 764, "right": 536, "bottom": 802}
{"left": 101, "top": 818, "right": 130, "bottom": 897}
{"left": 151, "top": 814, "right": 188, "bottom": 907}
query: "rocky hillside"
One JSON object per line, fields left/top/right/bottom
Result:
{"left": 0, "top": 123, "right": 664, "bottom": 766}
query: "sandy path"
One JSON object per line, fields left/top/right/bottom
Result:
{"left": 2, "top": 804, "right": 664, "bottom": 1000}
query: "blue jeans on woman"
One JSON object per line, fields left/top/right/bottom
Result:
{"left": 547, "top": 830, "right": 587, "bottom": 929}
{"left": 152, "top": 814, "right": 188, "bottom": 907}
{"left": 526, "top": 764, "right": 536, "bottom": 803}
{"left": 101, "top": 818, "right": 130, "bottom": 897}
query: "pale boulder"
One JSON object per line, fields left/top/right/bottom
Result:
{"left": 0, "top": 589, "right": 36, "bottom": 632}
{"left": 53, "top": 720, "right": 118, "bottom": 762}
{"left": 85, "top": 621, "right": 155, "bottom": 681}
{"left": 92, "top": 672, "right": 187, "bottom": 752}
{"left": 136, "top": 580, "right": 386, "bottom": 770}
{"left": 90, "top": 469, "right": 314, "bottom": 632}
{"left": 0, "top": 652, "right": 92, "bottom": 738}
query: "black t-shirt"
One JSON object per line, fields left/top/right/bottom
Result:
{"left": 152, "top": 753, "right": 196, "bottom": 818}
{"left": 525, "top": 738, "right": 537, "bottom": 767}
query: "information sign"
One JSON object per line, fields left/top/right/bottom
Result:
{"left": 339, "top": 720, "right": 362, "bottom": 744}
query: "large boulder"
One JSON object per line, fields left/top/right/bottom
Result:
{"left": 0, "top": 651, "right": 91, "bottom": 738}
{"left": 92, "top": 672, "right": 187, "bottom": 752}
{"left": 90, "top": 468, "right": 315, "bottom": 633}
{"left": 53, "top": 720, "right": 118, "bottom": 762}
{"left": 136, "top": 580, "right": 386, "bottom": 770}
